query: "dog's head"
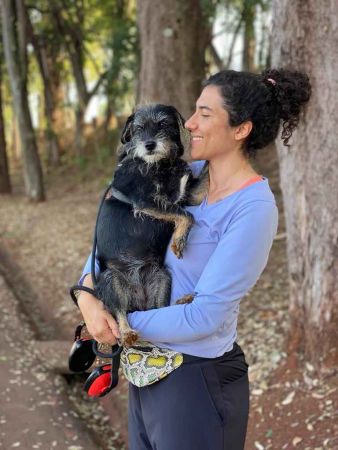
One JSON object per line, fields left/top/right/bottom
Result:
{"left": 118, "top": 104, "right": 190, "bottom": 164}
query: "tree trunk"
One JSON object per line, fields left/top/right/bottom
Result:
{"left": 1, "top": 0, "right": 44, "bottom": 201}
{"left": 12, "top": 119, "right": 20, "bottom": 161}
{"left": 137, "top": 0, "right": 213, "bottom": 119}
{"left": 25, "top": 9, "right": 61, "bottom": 166}
{"left": 271, "top": 0, "right": 338, "bottom": 370}
{"left": 242, "top": 2, "right": 256, "bottom": 72}
{"left": 0, "top": 53, "right": 11, "bottom": 193}
{"left": 75, "top": 107, "right": 85, "bottom": 156}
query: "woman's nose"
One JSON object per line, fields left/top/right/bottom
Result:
{"left": 185, "top": 113, "right": 196, "bottom": 130}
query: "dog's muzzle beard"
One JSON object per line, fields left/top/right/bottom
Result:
{"left": 133, "top": 138, "right": 171, "bottom": 164}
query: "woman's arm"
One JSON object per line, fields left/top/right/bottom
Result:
{"left": 127, "top": 200, "right": 278, "bottom": 343}
{"left": 79, "top": 253, "right": 100, "bottom": 285}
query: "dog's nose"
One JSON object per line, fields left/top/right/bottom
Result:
{"left": 145, "top": 140, "right": 156, "bottom": 152}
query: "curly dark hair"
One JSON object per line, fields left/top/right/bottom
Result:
{"left": 203, "top": 68, "right": 311, "bottom": 158}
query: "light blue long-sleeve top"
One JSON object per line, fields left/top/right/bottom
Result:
{"left": 81, "top": 161, "right": 278, "bottom": 357}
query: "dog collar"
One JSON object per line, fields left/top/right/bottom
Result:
{"left": 110, "top": 187, "right": 134, "bottom": 205}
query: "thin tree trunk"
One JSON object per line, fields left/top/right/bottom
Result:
{"left": 137, "top": 0, "right": 213, "bottom": 118}
{"left": 209, "top": 43, "right": 224, "bottom": 71}
{"left": 1, "top": 0, "right": 44, "bottom": 201}
{"left": 75, "top": 107, "right": 85, "bottom": 155}
{"left": 0, "top": 54, "right": 11, "bottom": 193}
{"left": 25, "top": 9, "right": 61, "bottom": 166}
{"left": 242, "top": 3, "right": 256, "bottom": 72}
{"left": 104, "top": 101, "right": 114, "bottom": 138}
{"left": 40, "top": 45, "right": 61, "bottom": 166}
{"left": 225, "top": 13, "right": 243, "bottom": 69}
{"left": 272, "top": 0, "right": 338, "bottom": 370}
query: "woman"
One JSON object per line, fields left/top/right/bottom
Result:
{"left": 77, "top": 68, "right": 311, "bottom": 449}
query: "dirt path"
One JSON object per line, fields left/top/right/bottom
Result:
{"left": 0, "top": 273, "right": 103, "bottom": 450}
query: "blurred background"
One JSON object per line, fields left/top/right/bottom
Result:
{"left": 0, "top": 1, "right": 337, "bottom": 449}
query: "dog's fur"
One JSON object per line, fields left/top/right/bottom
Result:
{"left": 94, "top": 104, "right": 208, "bottom": 345}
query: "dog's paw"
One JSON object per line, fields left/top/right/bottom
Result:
{"left": 175, "top": 294, "right": 194, "bottom": 305}
{"left": 133, "top": 208, "right": 144, "bottom": 219}
{"left": 121, "top": 330, "right": 139, "bottom": 347}
{"left": 171, "top": 235, "right": 187, "bottom": 258}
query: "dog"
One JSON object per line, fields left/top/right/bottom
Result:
{"left": 94, "top": 104, "right": 208, "bottom": 346}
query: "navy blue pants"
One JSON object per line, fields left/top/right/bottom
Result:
{"left": 128, "top": 343, "right": 249, "bottom": 450}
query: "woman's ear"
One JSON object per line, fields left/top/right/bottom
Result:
{"left": 234, "top": 121, "right": 253, "bottom": 141}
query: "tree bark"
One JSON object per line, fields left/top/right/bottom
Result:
{"left": 1, "top": 0, "right": 45, "bottom": 201}
{"left": 136, "top": 0, "right": 213, "bottom": 119}
{"left": 0, "top": 50, "right": 11, "bottom": 193}
{"left": 242, "top": 2, "right": 256, "bottom": 72}
{"left": 271, "top": 0, "right": 338, "bottom": 370}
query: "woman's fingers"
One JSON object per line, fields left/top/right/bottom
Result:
{"left": 85, "top": 313, "right": 116, "bottom": 345}
{"left": 77, "top": 292, "right": 119, "bottom": 345}
{"left": 89, "top": 312, "right": 121, "bottom": 343}
{"left": 93, "top": 325, "right": 117, "bottom": 345}
{"left": 105, "top": 313, "right": 121, "bottom": 339}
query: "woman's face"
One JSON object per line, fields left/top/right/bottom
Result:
{"left": 185, "top": 85, "right": 239, "bottom": 161}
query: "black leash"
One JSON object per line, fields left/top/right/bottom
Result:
{"left": 92, "top": 341, "right": 123, "bottom": 392}
{"left": 69, "top": 180, "right": 132, "bottom": 394}
{"left": 70, "top": 182, "right": 133, "bottom": 302}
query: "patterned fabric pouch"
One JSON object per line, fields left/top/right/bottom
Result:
{"left": 120, "top": 341, "right": 183, "bottom": 387}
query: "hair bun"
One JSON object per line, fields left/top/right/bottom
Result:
{"left": 261, "top": 68, "right": 311, "bottom": 145}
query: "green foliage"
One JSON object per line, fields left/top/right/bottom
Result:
{"left": 75, "top": 153, "right": 88, "bottom": 169}
{"left": 27, "top": 0, "right": 138, "bottom": 111}
{"left": 201, "top": 0, "right": 221, "bottom": 24}
{"left": 3, "top": 0, "right": 272, "bottom": 171}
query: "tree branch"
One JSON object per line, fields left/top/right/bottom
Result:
{"left": 89, "top": 70, "right": 108, "bottom": 100}
{"left": 209, "top": 43, "right": 224, "bottom": 71}
{"left": 225, "top": 13, "right": 243, "bottom": 69}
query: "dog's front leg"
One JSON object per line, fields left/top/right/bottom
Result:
{"left": 170, "top": 210, "right": 194, "bottom": 258}
{"left": 115, "top": 310, "right": 139, "bottom": 347}
{"left": 133, "top": 205, "right": 194, "bottom": 258}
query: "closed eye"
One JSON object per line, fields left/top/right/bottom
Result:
{"left": 157, "top": 120, "right": 168, "bottom": 127}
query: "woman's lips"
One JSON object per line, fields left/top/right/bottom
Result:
{"left": 191, "top": 136, "right": 203, "bottom": 143}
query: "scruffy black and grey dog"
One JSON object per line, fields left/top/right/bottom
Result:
{"left": 94, "top": 104, "right": 208, "bottom": 346}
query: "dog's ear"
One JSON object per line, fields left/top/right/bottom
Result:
{"left": 121, "top": 113, "right": 135, "bottom": 144}
{"left": 175, "top": 110, "right": 190, "bottom": 154}
{"left": 116, "top": 144, "right": 128, "bottom": 162}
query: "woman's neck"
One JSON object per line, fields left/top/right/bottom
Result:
{"left": 207, "top": 152, "right": 258, "bottom": 202}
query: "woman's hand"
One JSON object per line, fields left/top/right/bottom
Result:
{"left": 77, "top": 274, "right": 120, "bottom": 345}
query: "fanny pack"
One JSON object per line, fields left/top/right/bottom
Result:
{"left": 120, "top": 341, "right": 183, "bottom": 387}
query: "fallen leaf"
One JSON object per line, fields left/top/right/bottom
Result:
{"left": 281, "top": 391, "right": 295, "bottom": 405}
{"left": 292, "top": 437, "right": 302, "bottom": 446}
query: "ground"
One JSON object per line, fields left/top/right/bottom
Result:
{"left": 0, "top": 144, "right": 337, "bottom": 449}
